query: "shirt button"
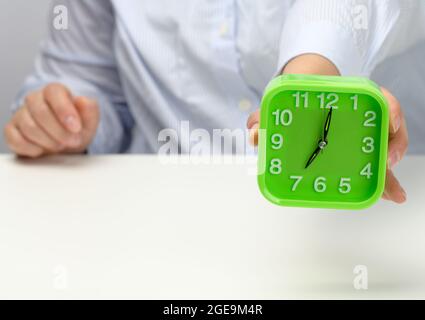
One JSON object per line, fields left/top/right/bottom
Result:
{"left": 239, "top": 99, "right": 252, "bottom": 112}
{"left": 219, "top": 23, "right": 229, "bottom": 37}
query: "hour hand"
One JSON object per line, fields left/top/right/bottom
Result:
{"left": 305, "top": 145, "right": 321, "bottom": 169}
{"left": 305, "top": 108, "right": 333, "bottom": 169}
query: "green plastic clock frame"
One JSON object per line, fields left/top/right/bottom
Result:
{"left": 258, "top": 74, "right": 389, "bottom": 210}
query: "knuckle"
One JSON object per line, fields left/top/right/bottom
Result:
{"left": 20, "top": 119, "right": 38, "bottom": 137}
{"left": 43, "top": 82, "right": 67, "bottom": 98}
{"left": 399, "top": 128, "right": 409, "bottom": 150}
{"left": 57, "top": 133, "right": 71, "bottom": 146}
{"left": 28, "top": 101, "right": 48, "bottom": 119}
{"left": 391, "top": 95, "right": 401, "bottom": 107}
{"left": 24, "top": 93, "right": 37, "bottom": 107}
{"left": 403, "top": 130, "right": 409, "bottom": 145}
{"left": 45, "top": 146, "right": 59, "bottom": 154}
{"left": 43, "top": 83, "right": 59, "bottom": 96}
{"left": 3, "top": 123, "right": 14, "bottom": 142}
{"left": 52, "top": 145, "right": 64, "bottom": 153}
{"left": 402, "top": 137, "right": 409, "bottom": 155}
{"left": 391, "top": 138, "right": 409, "bottom": 159}
{"left": 7, "top": 133, "right": 23, "bottom": 150}
{"left": 404, "top": 123, "right": 409, "bottom": 145}
{"left": 45, "top": 139, "right": 62, "bottom": 151}
{"left": 390, "top": 98, "right": 402, "bottom": 115}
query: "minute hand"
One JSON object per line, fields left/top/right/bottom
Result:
{"left": 305, "top": 108, "right": 333, "bottom": 169}
{"left": 323, "top": 107, "right": 333, "bottom": 142}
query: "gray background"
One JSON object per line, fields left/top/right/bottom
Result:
{"left": 0, "top": 0, "right": 424, "bottom": 153}
{"left": 0, "top": 0, "right": 50, "bottom": 153}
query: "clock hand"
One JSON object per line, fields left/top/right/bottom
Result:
{"left": 305, "top": 108, "right": 333, "bottom": 169}
{"left": 305, "top": 145, "right": 321, "bottom": 169}
{"left": 323, "top": 107, "right": 333, "bottom": 142}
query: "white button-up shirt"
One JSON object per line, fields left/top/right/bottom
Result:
{"left": 13, "top": 0, "right": 425, "bottom": 154}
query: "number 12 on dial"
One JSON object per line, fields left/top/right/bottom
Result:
{"left": 258, "top": 75, "right": 389, "bottom": 210}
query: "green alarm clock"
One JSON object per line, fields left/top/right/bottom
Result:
{"left": 258, "top": 74, "right": 389, "bottom": 210}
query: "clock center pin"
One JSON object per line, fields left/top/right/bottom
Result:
{"left": 318, "top": 140, "right": 328, "bottom": 150}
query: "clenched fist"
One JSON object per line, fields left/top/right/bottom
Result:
{"left": 4, "top": 83, "right": 99, "bottom": 158}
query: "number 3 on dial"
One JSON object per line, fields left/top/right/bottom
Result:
{"left": 362, "top": 137, "right": 375, "bottom": 153}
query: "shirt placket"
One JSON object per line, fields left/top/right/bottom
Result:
{"left": 210, "top": 0, "right": 258, "bottom": 115}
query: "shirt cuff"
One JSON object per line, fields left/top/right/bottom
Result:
{"left": 276, "top": 21, "right": 363, "bottom": 77}
{"left": 87, "top": 98, "right": 131, "bottom": 155}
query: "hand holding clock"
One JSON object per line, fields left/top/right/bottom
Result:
{"left": 380, "top": 87, "right": 409, "bottom": 203}
{"left": 248, "top": 54, "right": 408, "bottom": 204}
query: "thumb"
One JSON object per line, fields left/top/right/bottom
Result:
{"left": 74, "top": 96, "right": 100, "bottom": 136}
{"left": 247, "top": 109, "right": 260, "bottom": 130}
{"left": 247, "top": 110, "right": 260, "bottom": 146}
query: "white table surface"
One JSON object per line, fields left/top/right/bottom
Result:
{"left": 0, "top": 155, "right": 424, "bottom": 300}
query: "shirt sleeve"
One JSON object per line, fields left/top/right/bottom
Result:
{"left": 12, "top": 0, "right": 134, "bottom": 154}
{"left": 277, "top": 0, "right": 417, "bottom": 77}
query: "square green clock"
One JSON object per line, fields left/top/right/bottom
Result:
{"left": 258, "top": 74, "right": 389, "bottom": 210}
